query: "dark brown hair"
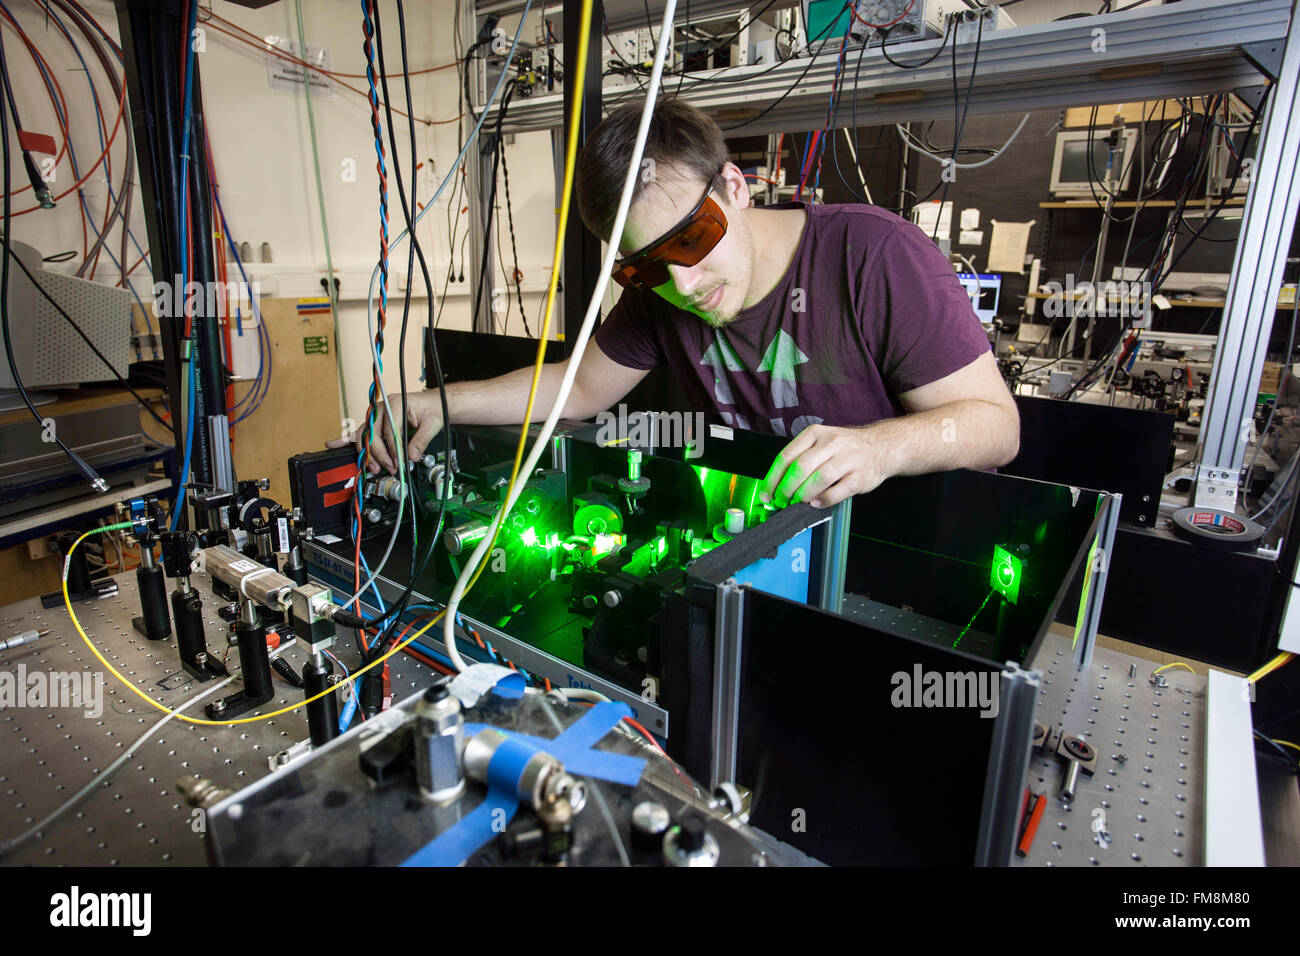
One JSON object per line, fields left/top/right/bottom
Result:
{"left": 575, "top": 98, "right": 729, "bottom": 241}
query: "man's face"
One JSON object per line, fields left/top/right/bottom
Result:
{"left": 615, "top": 165, "right": 753, "bottom": 328}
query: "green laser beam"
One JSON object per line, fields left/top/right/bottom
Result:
{"left": 849, "top": 533, "right": 987, "bottom": 569}
{"left": 954, "top": 588, "right": 996, "bottom": 648}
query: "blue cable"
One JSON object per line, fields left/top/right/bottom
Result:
{"left": 358, "top": 548, "right": 387, "bottom": 613}
{"left": 169, "top": 0, "right": 202, "bottom": 531}
{"left": 213, "top": 190, "right": 270, "bottom": 420}
{"left": 357, "top": 0, "right": 392, "bottom": 485}
{"left": 222, "top": 241, "right": 268, "bottom": 416}
{"left": 812, "top": 14, "right": 856, "bottom": 200}
{"left": 355, "top": 0, "right": 533, "bottom": 476}
{"left": 325, "top": 650, "right": 359, "bottom": 733}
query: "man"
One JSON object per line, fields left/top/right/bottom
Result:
{"left": 343, "top": 99, "right": 1019, "bottom": 509}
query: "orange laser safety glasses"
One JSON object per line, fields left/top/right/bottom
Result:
{"left": 611, "top": 179, "right": 728, "bottom": 291}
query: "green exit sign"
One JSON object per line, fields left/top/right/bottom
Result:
{"left": 303, "top": 336, "right": 329, "bottom": 355}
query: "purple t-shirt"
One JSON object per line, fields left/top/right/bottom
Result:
{"left": 594, "top": 202, "right": 992, "bottom": 437}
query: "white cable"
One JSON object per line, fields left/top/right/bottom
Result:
{"left": 0, "top": 670, "right": 237, "bottom": 858}
{"left": 347, "top": 1, "right": 534, "bottom": 610}
{"left": 560, "top": 687, "right": 611, "bottom": 703}
{"left": 895, "top": 113, "right": 1031, "bottom": 169}
{"left": 441, "top": 0, "right": 678, "bottom": 670}
{"left": 840, "top": 128, "right": 872, "bottom": 204}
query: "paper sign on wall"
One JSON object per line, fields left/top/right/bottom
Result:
{"left": 267, "top": 38, "right": 334, "bottom": 98}
{"left": 987, "top": 220, "right": 1037, "bottom": 274}
{"left": 914, "top": 201, "right": 952, "bottom": 241}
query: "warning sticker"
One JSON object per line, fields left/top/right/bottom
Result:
{"left": 266, "top": 38, "right": 334, "bottom": 98}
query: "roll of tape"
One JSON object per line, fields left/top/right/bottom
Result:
{"left": 1170, "top": 507, "right": 1264, "bottom": 552}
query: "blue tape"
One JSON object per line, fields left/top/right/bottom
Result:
{"left": 462, "top": 703, "right": 645, "bottom": 787}
{"left": 400, "top": 787, "right": 518, "bottom": 867}
{"left": 491, "top": 671, "right": 526, "bottom": 700}
{"left": 400, "top": 700, "right": 646, "bottom": 866}
{"left": 487, "top": 735, "right": 538, "bottom": 796}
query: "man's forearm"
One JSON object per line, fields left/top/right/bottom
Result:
{"left": 866, "top": 399, "right": 1020, "bottom": 478}
{"left": 438, "top": 362, "right": 593, "bottom": 426}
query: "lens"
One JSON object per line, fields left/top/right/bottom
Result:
{"left": 610, "top": 196, "right": 727, "bottom": 291}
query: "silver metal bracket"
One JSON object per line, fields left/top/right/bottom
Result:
{"left": 1192, "top": 464, "right": 1241, "bottom": 510}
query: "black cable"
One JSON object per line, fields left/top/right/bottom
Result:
{"left": 717, "top": 25, "right": 827, "bottom": 131}
{"left": 361, "top": 0, "right": 453, "bottom": 655}
{"left": 332, "top": 0, "right": 459, "bottom": 655}
{"left": 435, "top": 171, "right": 468, "bottom": 328}
{"left": 880, "top": 15, "right": 951, "bottom": 69}
{"left": 1161, "top": 85, "right": 1270, "bottom": 280}
{"left": 1147, "top": 94, "right": 1245, "bottom": 293}
{"left": 642, "top": 0, "right": 657, "bottom": 56}
{"left": 1254, "top": 729, "right": 1299, "bottom": 773}
{"left": 496, "top": 143, "right": 529, "bottom": 337}
{"left": 372, "top": 0, "right": 418, "bottom": 626}
{"left": 471, "top": 79, "right": 518, "bottom": 335}
{"left": 928, "top": 12, "right": 982, "bottom": 242}
{"left": 1083, "top": 103, "right": 1150, "bottom": 224}
{"left": 0, "top": 37, "right": 54, "bottom": 209}
{"left": 472, "top": 133, "right": 503, "bottom": 333}
{"left": 0, "top": 30, "right": 104, "bottom": 492}
{"left": 711, "top": 1, "right": 861, "bottom": 132}
{"left": 685, "top": 0, "right": 781, "bottom": 63}
{"left": 829, "top": 34, "right": 871, "bottom": 203}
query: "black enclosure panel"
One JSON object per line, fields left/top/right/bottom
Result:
{"left": 1003, "top": 395, "right": 1174, "bottom": 528}
{"left": 844, "top": 469, "right": 1103, "bottom": 666}
{"left": 1098, "top": 526, "right": 1278, "bottom": 672}
{"left": 737, "top": 589, "right": 1005, "bottom": 866}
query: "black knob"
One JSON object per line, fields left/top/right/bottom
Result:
{"left": 676, "top": 818, "right": 706, "bottom": 854}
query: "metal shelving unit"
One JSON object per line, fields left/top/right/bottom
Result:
{"left": 481, "top": 0, "right": 1291, "bottom": 134}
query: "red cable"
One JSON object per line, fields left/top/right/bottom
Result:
{"left": 202, "top": 120, "right": 237, "bottom": 432}
{"left": 0, "top": 11, "right": 83, "bottom": 258}
{"left": 623, "top": 716, "right": 686, "bottom": 781}
{"left": 0, "top": 12, "right": 127, "bottom": 216}
{"left": 0, "top": 13, "right": 71, "bottom": 190}
{"left": 357, "top": 0, "right": 391, "bottom": 480}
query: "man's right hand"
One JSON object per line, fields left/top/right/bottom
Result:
{"left": 326, "top": 390, "right": 445, "bottom": 475}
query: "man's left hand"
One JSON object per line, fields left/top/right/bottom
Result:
{"left": 759, "top": 424, "right": 887, "bottom": 509}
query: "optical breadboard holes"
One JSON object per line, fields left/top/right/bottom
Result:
{"left": 0, "top": 576, "right": 442, "bottom": 865}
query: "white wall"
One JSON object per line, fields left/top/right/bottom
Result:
{"left": 8, "top": 0, "right": 560, "bottom": 430}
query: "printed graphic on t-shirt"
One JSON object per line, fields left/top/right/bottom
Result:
{"left": 700, "top": 328, "right": 825, "bottom": 436}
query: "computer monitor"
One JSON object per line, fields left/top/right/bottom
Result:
{"left": 1049, "top": 128, "right": 1139, "bottom": 197}
{"left": 957, "top": 272, "right": 1001, "bottom": 323}
{"left": 1207, "top": 126, "right": 1257, "bottom": 197}
{"left": 1160, "top": 210, "right": 1242, "bottom": 293}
